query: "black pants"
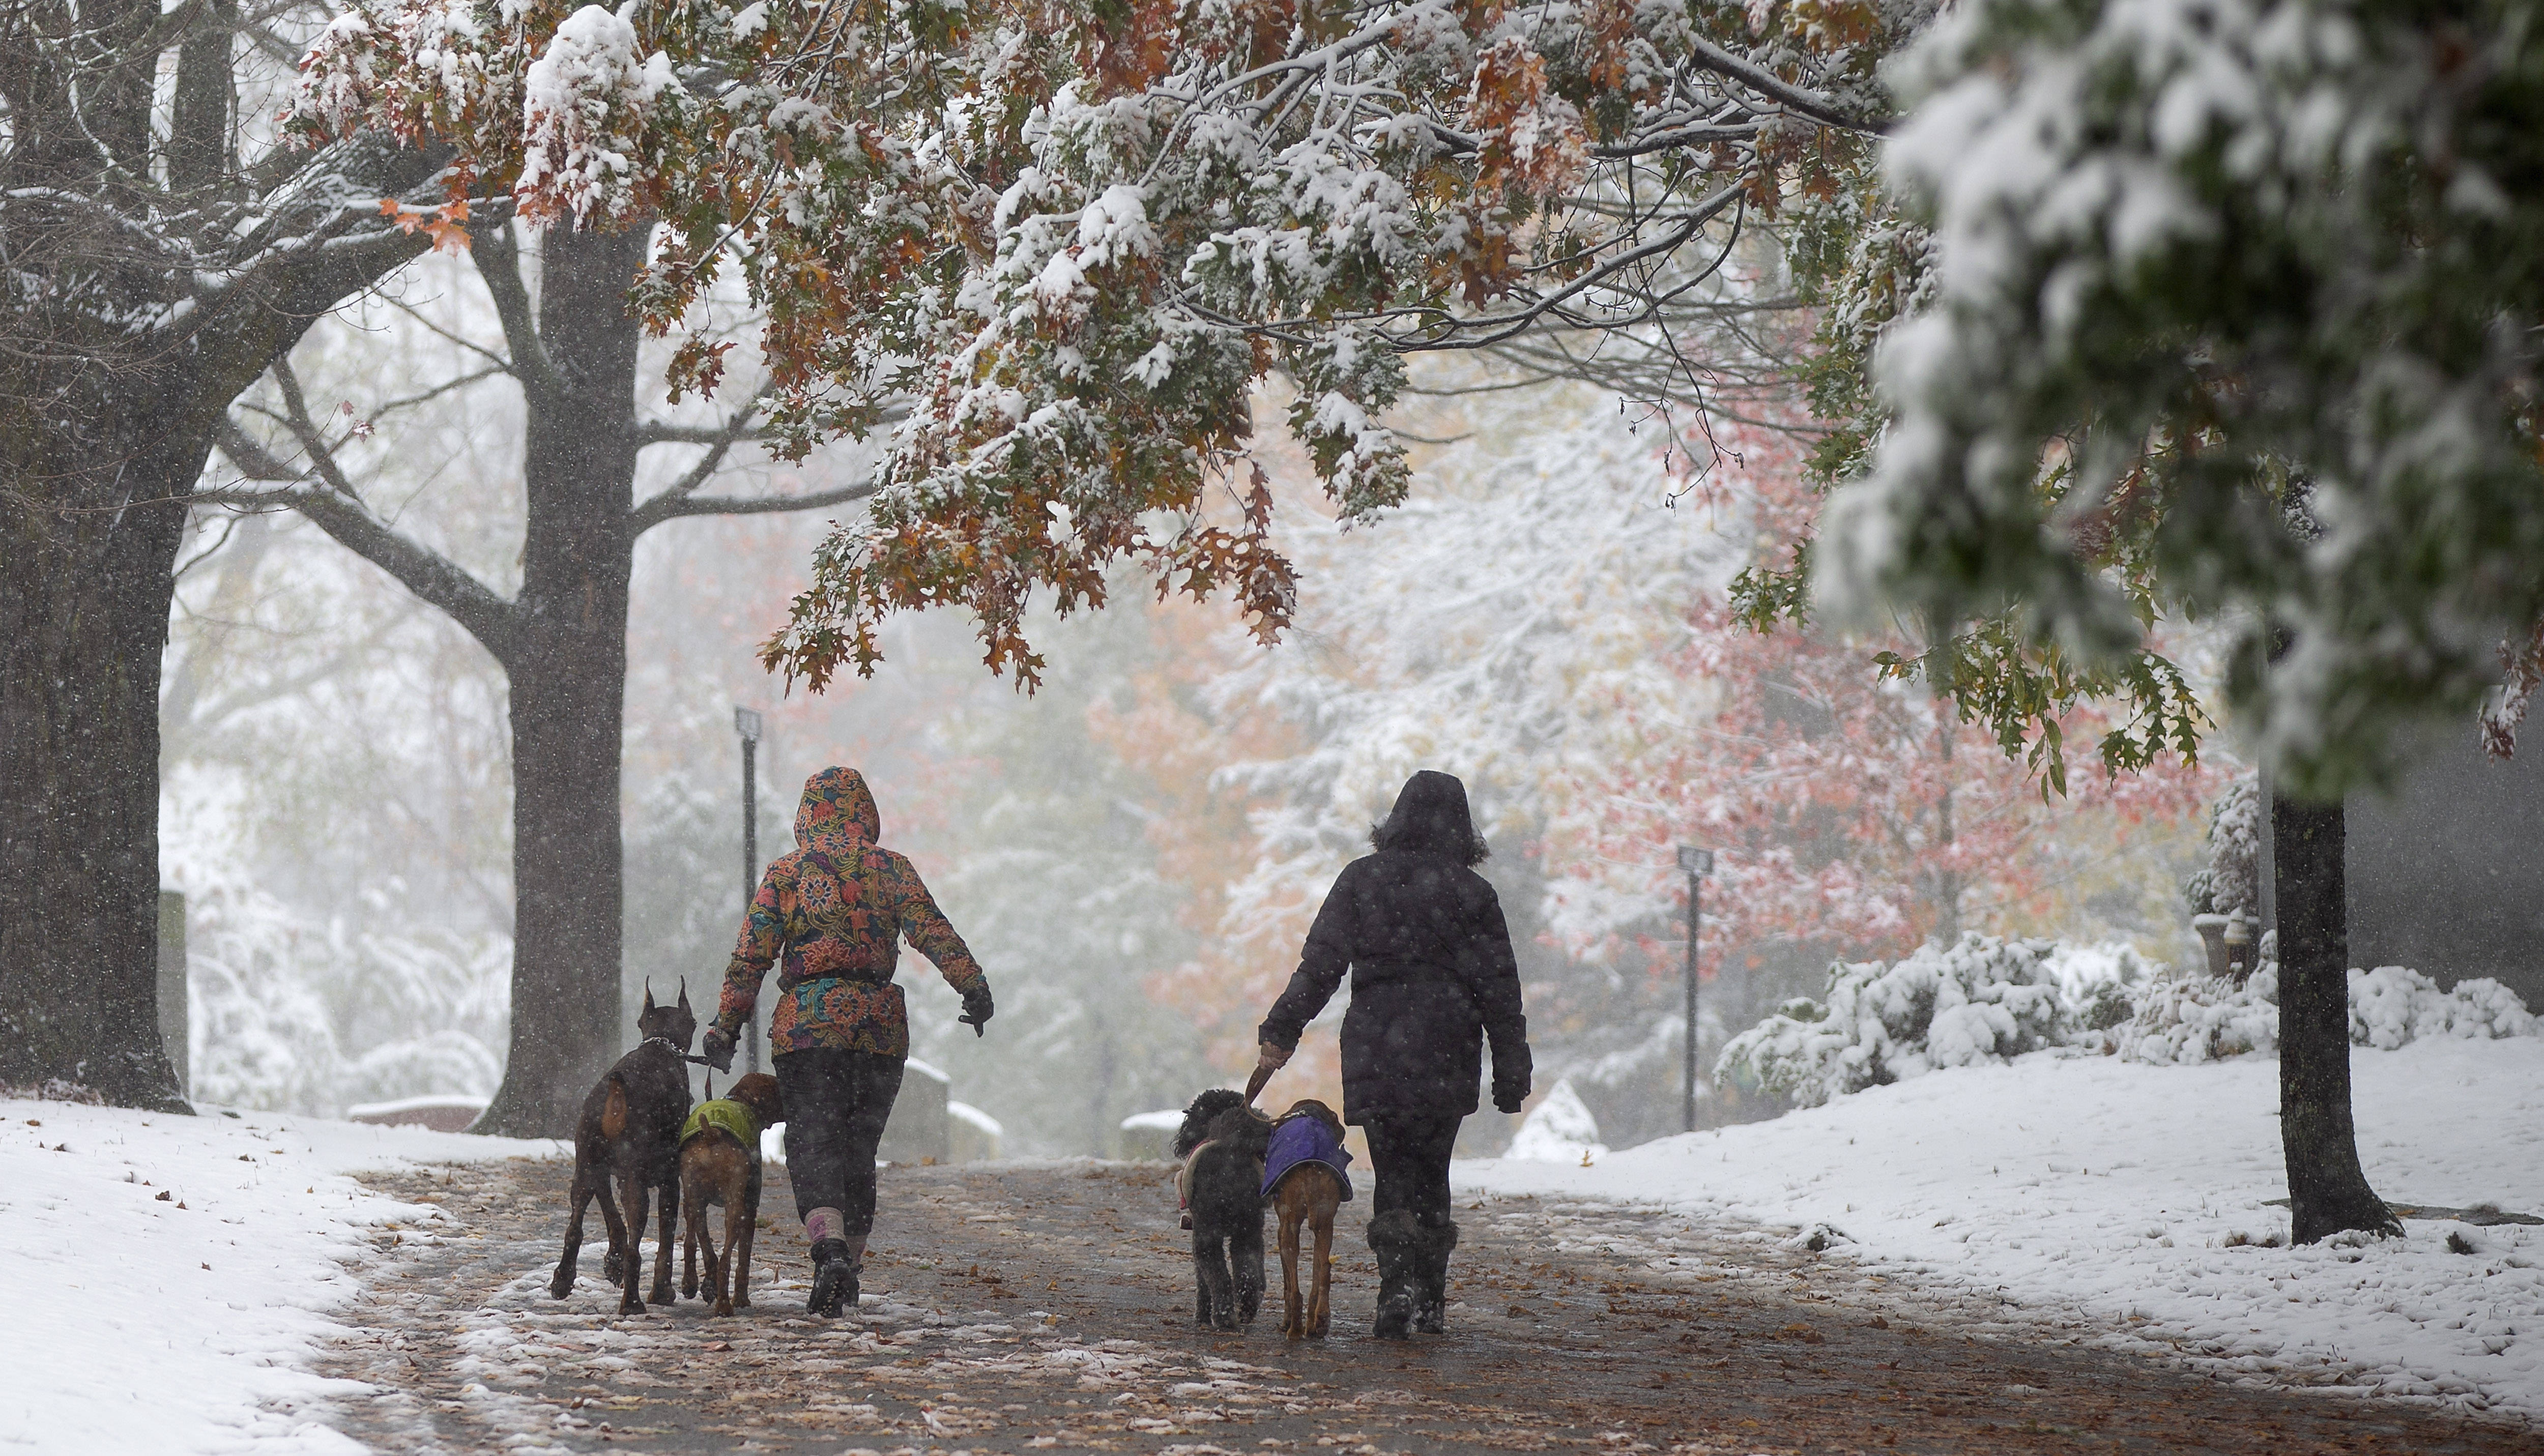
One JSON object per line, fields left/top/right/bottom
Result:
{"left": 774, "top": 1048, "right": 904, "bottom": 1237}
{"left": 1363, "top": 1113, "right": 1460, "bottom": 1227}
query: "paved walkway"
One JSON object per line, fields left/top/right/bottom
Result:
{"left": 317, "top": 1158, "right": 2532, "bottom": 1454}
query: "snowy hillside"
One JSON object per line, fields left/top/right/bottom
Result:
{"left": 0, "top": 1100, "right": 561, "bottom": 1452}
{"left": 1465, "top": 1038, "right": 2544, "bottom": 1419}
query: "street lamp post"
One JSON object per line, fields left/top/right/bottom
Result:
{"left": 1677, "top": 846, "right": 1714, "bottom": 1134}
{"left": 735, "top": 707, "right": 764, "bottom": 1074}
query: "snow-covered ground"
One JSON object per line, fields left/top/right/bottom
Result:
{"left": 1465, "top": 1036, "right": 2544, "bottom": 1421}
{"left": 0, "top": 1097, "right": 560, "bottom": 1453}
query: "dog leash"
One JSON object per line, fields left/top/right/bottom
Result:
{"left": 642, "top": 1035, "right": 720, "bottom": 1067}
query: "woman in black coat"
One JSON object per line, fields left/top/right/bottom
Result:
{"left": 1254, "top": 769, "right": 1532, "bottom": 1338}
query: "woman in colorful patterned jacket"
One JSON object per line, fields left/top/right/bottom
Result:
{"left": 700, "top": 766, "right": 994, "bottom": 1317}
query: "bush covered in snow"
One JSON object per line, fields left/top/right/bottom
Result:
{"left": 2348, "top": 967, "right": 2535, "bottom": 1048}
{"left": 2118, "top": 962, "right": 2282, "bottom": 1066}
{"left": 1715, "top": 936, "right": 2140, "bottom": 1108}
{"left": 1723, "top": 931, "right": 2542, "bottom": 1097}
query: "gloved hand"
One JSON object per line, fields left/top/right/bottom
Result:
{"left": 1255, "top": 1041, "right": 1293, "bottom": 1074}
{"left": 959, "top": 984, "right": 995, "bottom": 1036}
{"left": 1493, "top": 1080, "right": 1528, "bottom": 1116}
{"left": 701, "top": 1026, "right": 736, "bottom": 1073}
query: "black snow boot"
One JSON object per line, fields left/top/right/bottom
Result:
{"left": 807, "top": 1237, "right": 861, "bottom": 1318}
{"left": 1367, "top": 1210, "right": 1422, "bottom": 1341}
{"left": 1412, "top": 1219, "right": 1459, "bottom": 1334}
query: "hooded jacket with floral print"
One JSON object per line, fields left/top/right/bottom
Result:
{"left": 714, "top": 767, "right": 987, "bottom": 1058}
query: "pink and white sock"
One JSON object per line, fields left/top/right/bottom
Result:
{"left": 803, "top": 1206, "right": 846, "bottom": 1245}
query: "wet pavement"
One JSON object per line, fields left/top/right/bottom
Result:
{"left": 315, "top": 1157, "right": 2536, "bottom": 1454}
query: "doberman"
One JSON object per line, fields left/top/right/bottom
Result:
{"left": 550, "top": 981, "right": 697, "bottom": 1315}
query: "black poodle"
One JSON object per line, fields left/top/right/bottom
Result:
{"left": 1176, "top": 1088, "right": 1271, "bottom": 1330}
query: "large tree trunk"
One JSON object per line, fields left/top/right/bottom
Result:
{"left": 473, "top": 226, "right": 648, "bottom": 1138}
{"left": 2272, "top": 794, "right": 2400, "bottom": 1243}
{"left": 0, "top": 406, "right": 201, "bottom": 1110}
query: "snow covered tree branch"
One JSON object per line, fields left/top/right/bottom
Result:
{"left": 290, "top": 0, "right": 1908, "bottom": 688}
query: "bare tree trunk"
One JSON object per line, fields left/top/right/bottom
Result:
{"left": 0, "top": 408, "right": 200, "bottom": 1110}
{"left": 2272, "top": 794, "right": 2400, "bottom": 1244}
{"left": 473, "top": 226, "right": 646, "bottom": 1138}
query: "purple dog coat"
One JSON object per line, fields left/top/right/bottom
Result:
{"left": 1262, "top": 1115, "right": 1353, "bottom": 1200}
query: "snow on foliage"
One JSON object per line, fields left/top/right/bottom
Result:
{"left": 516, "top": 6, "right": 680, "bottom": 224}
{"left": 1715, "top": 935, "right": 2090, "bottom": 1106}
{"left": 2181, "top": 772, "right": 2261, "bottom": 920}
{"left": 178, "top": 863, "right": 509, "bottom": 1117}
{"left": 1733, "top": 934, "right": 2544, "bottom": 1101}
{"left": 292, "top": 0, "right": 1901, "bottom": 688}
{"left": 1828, "top": 0, "right": 2544, "bottom": 793}
{"left": 2347, "top": 967, "right": 2537, "bottom": 1050}
{"left": 2119, "top": 961, "right": 2282, "bottom": 1067}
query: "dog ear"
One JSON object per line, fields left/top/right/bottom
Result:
{"left": 643, "top": 978, "right": 657, "bottom": 1015}
{"left": 677, "top": 978, "right": 691, "bottom": 1015}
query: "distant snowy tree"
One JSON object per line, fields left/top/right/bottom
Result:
{"left": 1128, "top": 394, "right": 2207, "bottom": 1143}
{"left": 2182, "top": 773, "right": 2261, "bottom": 921}
{"left": 199, "top": 222, "right": 868, "bottom": 1137}
{"left": 907, "top": 605, "right": 1218, "bottom": 1156}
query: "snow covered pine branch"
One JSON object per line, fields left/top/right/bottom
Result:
{"left": 293, "top": 0, "right": 1896, "bottom": 685}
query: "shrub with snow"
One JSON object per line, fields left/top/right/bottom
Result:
{"left": 2118, "top": 962, "right": 2282, "bottom": 1066}
{"left": 1715, "top": 935, "right": 2085, "bottom": 1108}
{"left": 2347, "top": 966, "right": 2536, "bottom": 1049}
{"left": 2120, "top": 953, "right": 2535, "bottom": 1065}
{"left": 1726, "top": 924, "right": 2541, "bottom": 1099}
{"left": 1505, "top": 1079, "right": 1608, "bottom": 1163}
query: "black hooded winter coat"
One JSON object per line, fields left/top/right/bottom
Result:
{"left": 1258, "top": 771, "right": 1533, "bottom": 1125}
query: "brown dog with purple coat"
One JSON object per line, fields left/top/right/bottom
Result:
{"left": 1264, "top": 1099, "right": 1352, "bottom": 1338}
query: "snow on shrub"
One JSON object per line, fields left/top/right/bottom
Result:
{"left": 1715, "top": 935, "right": 2078, "bottom": 1108}
{"left": 181, "top": 870, "right": 510, "bottom": 1116}
{"left": 2116, "top": 951, "right": 2535, "bottom": 1065}
{"left": 1505, "top": 1078, "right": 1609, "bottom": 1163}
{"left": 1723, "top": 930, "right": 2540, "bottom": 1097}
{"left": 2347, "top": 966, "right": 2536, "bottom": 1048}
{"left": 2118, "top": 962, "right": 2281, "bottom": 1066}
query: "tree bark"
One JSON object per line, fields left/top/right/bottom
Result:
{"left": 469, "top": 225, "right": 647, "bottom": 1138}
{"left": 2272, "top": 794, "right": 2401, "bottom": 1244}
{"left": 0, "top": 397, "right": 201, "bottom": 1110}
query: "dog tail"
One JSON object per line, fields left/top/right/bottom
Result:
{"left": 601, "top": 1078, "right": 628, "bottom": 1141}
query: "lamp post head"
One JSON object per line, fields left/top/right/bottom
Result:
{"left": 1676, "top": 846, "right": 1713, "bottom": 877}
{"left": 734, "top": 707, "right": 763, "bottom": 744}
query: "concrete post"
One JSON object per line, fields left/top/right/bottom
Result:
{"left": 156, "top": 890, "right": 187, "bottom": 1096}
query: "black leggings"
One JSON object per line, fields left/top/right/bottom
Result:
{"left": 773, "top": 1049, "right": 904, "bottom": 1236}
{"left": 1362, "top": 1113, "right": 1461, "bottom": 1227}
